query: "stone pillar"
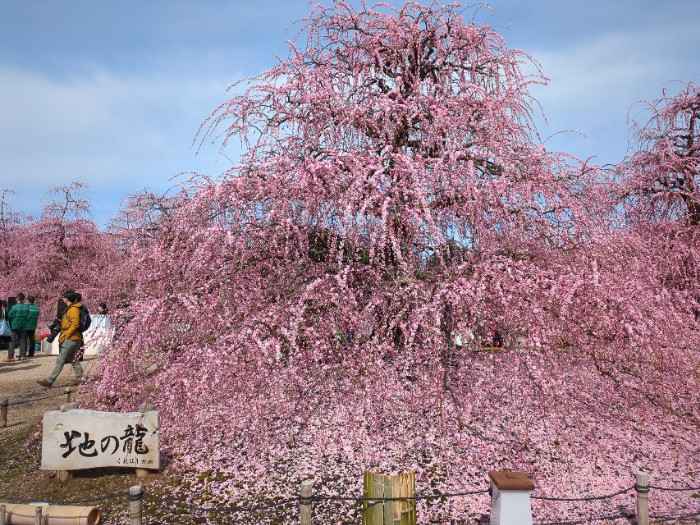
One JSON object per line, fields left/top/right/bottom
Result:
{"left": 1, "top": 398, "right": 8, "bottom": 428}
{"left": 489, "top": 470, "right": 535, "bottom": 525}
{"left": 636, "top": 470, "right": 649, "bottom": 525}
{"left": 300, "top": 479, "right": 314, "bottom": 525}
{"left": 129, "top": 485, "right": 143, "bottom": 525}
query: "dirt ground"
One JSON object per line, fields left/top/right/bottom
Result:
{"left": 0, "top": 353, "right": 169, "bottom": 524}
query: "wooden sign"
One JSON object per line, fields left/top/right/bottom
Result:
{"left": 41, "top": 409, "right": 160, "bottom": 471}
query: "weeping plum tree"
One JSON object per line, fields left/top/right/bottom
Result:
{"left": 190, "top": 0, "right": 592, "bottom": 357}
{"left": 0, "top": 183, "right": 126, "bottom": 323}
{"left": 621, "top": 82, "right": 700, "bottom": 226}
{"left": 108, "top": 188, "right": 188, "bottom": 253}
{"left": 616, "top": 83, "right": 700, "bottom": 315}
{"left": 0, "top": 189, "right": 24, "bottom": 278}
{"left": 95, "top": 2, "right": 698, "bottom": 522}
{"left": 612, "top": 82, "right": 700, "bottom": 346}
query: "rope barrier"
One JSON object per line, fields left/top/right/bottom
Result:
{"left": 0, "top": 492, "right": 123, "bottom": 506}
{"left": 142, "top": 488, "right": 490, "bottom": 515}
{"left": 310, "top": 488, "right": 489, "bottom": 503}
{"left": 58, "top": 493, "right": 125, "bottom": 505}
{"left": 127, "top": 491, "right": 144, "bottom": 502}
{"left": 531, "top": 486, "right": 635, "bottom": 502}
{"left": 648, "top": 484, "right": 700, "bottom": 492}
{"left": 537, "top": 513, "right": 633, "bottom": 525}
{"left": 650, "top": 509, "right": 700, "bottom": 521}
{"left": 6, "top": 391, "right": 67, "bottom": 407}
{"left": 144, "top": 493, "right": 299, "bottom": 514}
{"left": 205, "top": 498, "right": 299, "bottom": 514}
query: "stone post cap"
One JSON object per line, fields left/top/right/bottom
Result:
{"left": 488, "top": 470, "right": 535, "bottom": 491}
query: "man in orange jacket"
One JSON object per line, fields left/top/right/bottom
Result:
{"left": 37, "top": 290, "right": 84, "bottom": 388}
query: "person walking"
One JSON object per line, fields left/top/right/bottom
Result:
{"left": 0, "top": 300, "right": 11, "bottom": 358}
{"left": 25, "top": 296, "right": 40, "bottom": 357}
{"left": 37, "top": 290, "right": 84, "bottom": 387}
{"left": 93, "top": 302, "right": 111, "bottom": 329}
{"left": 6, "top": 293, "right": 29, "bottom": 362}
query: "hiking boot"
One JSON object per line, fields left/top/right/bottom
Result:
{"left": 2, "top": 357, "right": 15, "bottom": 363}
{"left": 37, "top": 379, "right": 53, "bottom": 388}
{"left": 17, "top": 356, "right": 25, "bottom": 361}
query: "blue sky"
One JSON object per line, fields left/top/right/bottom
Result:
{"left": 1, "top": 0, "right": 698, "bottom": 227}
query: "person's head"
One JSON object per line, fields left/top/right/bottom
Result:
{"left": 75, "top": 292, "right": 82, "bottom": 302}
{"left": 62, "top": 290, "right": 78, "bottom": 304}
{"left": 27, "top": 296, "right": 35, "bottom": 304}
{"left": 16, "top": 293, "right": 25, "bottom": 302}
{"left": 99, "top": 302, "right": 108, "bottom": 314}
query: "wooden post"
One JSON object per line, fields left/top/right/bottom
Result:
{"left": 0, "top": 398, "right": 7, "bottom": 428}
{"left": 1, "top": 503, "right": 6, "bottom": 525}
{"left": 129, "top": 485, "right": 143, "bottom": 525}
{"left": 34, "top": 505, "right": 42, "bottom": 525}
{"left": 57, "top": 470, "right": 73, "bottom": 482}
{"left": 300, "top": 479, "right": 314, "bottom": 525}
{"left": 64, "top": 387, "right": 73, "bottom": 403}
{"left": 636, "top": 470, "right": 649, "bottom": 525}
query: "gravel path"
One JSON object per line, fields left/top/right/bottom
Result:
{"left": 0, "top": 352, "right": 100, "bottom": 431}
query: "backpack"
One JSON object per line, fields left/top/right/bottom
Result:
{"left": 71, "top": 304, "right": 92, "bottom": 332}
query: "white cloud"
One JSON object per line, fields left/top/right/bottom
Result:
{"left": 523, "top": 18, "right": 700, "bottom": 164}
{"left": 0, "top": 63, "right": 241, "bottom": 224}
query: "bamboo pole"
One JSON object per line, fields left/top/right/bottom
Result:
{"left": 373, "top": 474, "right": 384, "bottom": 525}
{"left": 393, "top": 474, "right": 403, "bottom": 525}
{"left": 382, "top": 475, "right": 392, "bottom": 525}
{"left": 401, "top": 472, "right": 416, "bottom": 525}
{"left": 363, "top": 471, "right": 371, "bottom": 525}
{"left": 0, "top": 504, "right": 98, "bottom": 524}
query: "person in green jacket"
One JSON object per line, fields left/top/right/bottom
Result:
{"left": 5, "top": 293, "right": 29, "bottom": 362}
{"left": 25, "top": 296, "right": 40, "bottom": 358}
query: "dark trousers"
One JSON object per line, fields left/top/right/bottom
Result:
{"left": 26, "top": 329, "right": 36, "bottom": 357}
{"left": 9, "top": 328, "right": 27, "bottom": 359}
